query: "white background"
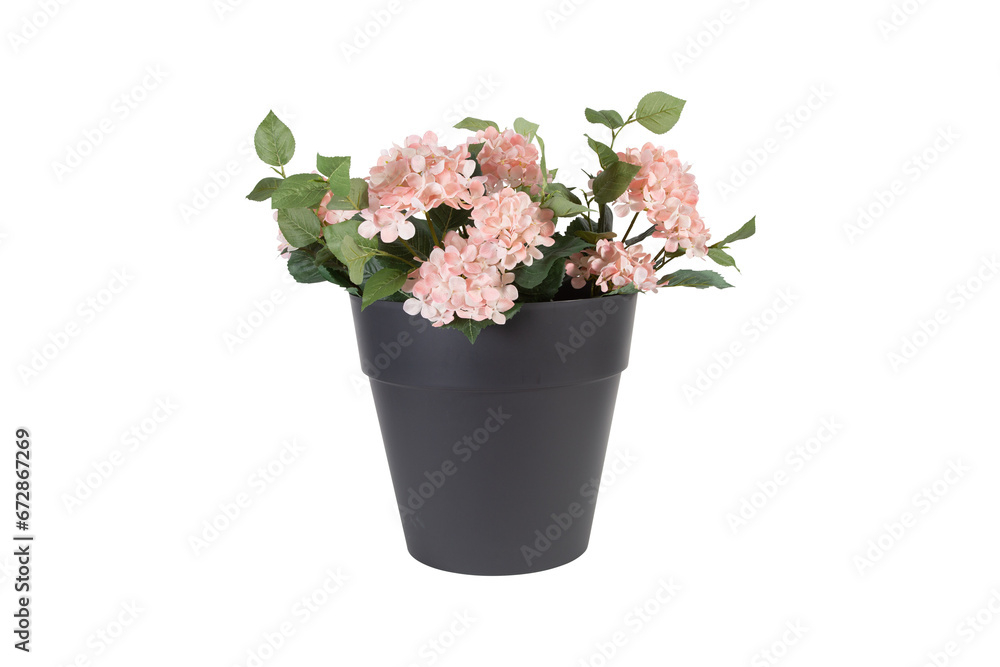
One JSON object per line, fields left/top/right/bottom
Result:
{"left": 3, "top": 0, "right": 1000, "bottom": 665}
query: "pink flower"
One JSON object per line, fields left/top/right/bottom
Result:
{"left": 316, "top": 191, "right": 357, "bottom": 226}
{"left": 470, "top": 187, "right": 555, "bottom": 270}
{"left": 360, "top": 132, "right": 479, "bottom": 243}
{"left": 565, "top": 240, "right": 658, "bottom": 293}
{"left": 472, "top": 127, "right": 543, "bottom": 191}
{"left": 402, "top": 231, "right": 518, "bottom": 326}
{"left": 612, "top": 144, "right": 710, "bottom": 258}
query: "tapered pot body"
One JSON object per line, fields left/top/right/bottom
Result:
{"left": 351, "top": 293, "right": 637, "bottom": 575}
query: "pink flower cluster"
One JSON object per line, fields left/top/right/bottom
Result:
{"left": 402, "top": 231, "right": 517, "bottom": 326}
{"left": 360, "top": 132, "right": 477, "bottom": 243}
{"left": 613, "top": 143, "right": 710, "bottom": 258}
{"left": 393, "top": 128, "right": 555, "bottom": 326}
{"left": 470, "top": 187, "right": 555, "bottom": 270}
{"left": 473, "top": 126, "right": 544, "bottom": 191}
{"left": 566, "top": 240, "right": 658, "bottom": 293}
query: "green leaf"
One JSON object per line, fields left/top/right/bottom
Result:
{"left": 272, "top": 174, "right": 329, "bottom": 209}
{"left": 246, "top": 177, "right": 282, "bottom": 201}
{"left": 426, "top": 205, "right": 468, "bottom": 237}
{"left": 624, "top": 224, "right": 657, "bottom": 246}
{"left": 514, "top": 234, "right": 591, "bottom": 289}
{"left": 254, "top": 111, "right": 295, "bottom": 167}
{"left": 324, "top": 178, "right": 369, "bottom": 211}
{"left": 340, "top": 235, "right": 380, "bottom": 284}
{"left": 715, "top": 216, "right": 756, "bottom": 247}
{"left": 584, "top": 108, "right": 625, "bottom": 129}
{"left": 316, "top": 155, "right": 351, "bottom": 195}
{"left": 585, "top": 134, "right": 619, "bottom": 170}
{"left": 545, "top": 194, "right": 590, "bottom": 218}
{"left": 453, "top": 117, "right": 499, "bottom": 132}
{"left": 607, "top": 283, "right": 640, "bottom": 296}
{"left": 361, "top": 268, "right": 408, "bottom": 310}
{"left": 277, "top": 208, "right": 322, "bottom": 248}
{"left": 661, "top": 269, "right": 733, "bottom": 289}
{"left": 707, "top": 247, "right": 739, "bottom": 272}
{"left": 518, "top": 260, "right": 567, "bottom": 302}
{"left": 513, "top": 117, "right": 539, "bottom": 141}
{"left": 286, "top": 250, "right": 326, "bottom": 283}
{"left": 598, "top": 203, "right": 615, "bottom": 234}
{"left": 592, "top": 161, "right": 641, "bottom": 205}
{"left": 546, "top": 183, "right": 581, "bottom": 204}
{"left": 573, "top": 230, "right": 617, "bottom": 244}
{"left": 318, "top": 156, "right": 350, "bottom": 196}
{"left": 635, "top": 92, "right": 686, "bottom": 134}
{"left": 443, "top": 304, "right": 523, "bottom": 344}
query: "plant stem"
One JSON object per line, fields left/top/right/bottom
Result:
{"left": 623, "top": 211, "right": 640, "bottom": 240}
{"left": 398, "top": 238, "right": 424, "bottom": 262}
{"left": 425, "top": 217, "right": 440, "bottom": 247}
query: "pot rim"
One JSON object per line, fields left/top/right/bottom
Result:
{"left": 348, "top": 291, "right": 638, "bottom": 313}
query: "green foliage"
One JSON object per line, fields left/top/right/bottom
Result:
{"left": 323, "top": 178, "right": 369, "bottom": 211}
{"left": 454, "top": 117, "right": 498, "bottom": 132}
{"left": 661, "top": 269, "right": 733, "bottom": 289}
{"left": 246, "top": 177, "right": 282, "bottom": 201}
{"left": 715, "top": 216, "right": 756, "bottom": 246}
{"left": 272, "top": 174, "right": 329, "bottom": 208}
{"left": 361, "top": 268, "right": 408, "bottom": 310}
{"left": 513, "top": 117, "right": 539, "bottom": 141}
{"left": 592, "top": 162, "right": 641, "bottom": 205}
{"left": 545, "top": 194, "right": 590, "bottom": 218}
{"left": 254, "top": 111, "right": 295, "bottom": 167}
{"left": 276, "top": 208, "right": 322, "bottom": 247}
{"left": 316, "top": 155, "right": 351, "bottom": 196}
{"left": 584, "top": 108, "right": 625, "bottom": 129}
{"left": 585, "top": 134, "right": 618, "bottom": 169}
{"left": 442, "top": 304, "right": 522, "bottom": 344}
{"left": 635, "top": 92, "right": 686, "bottom": 134}
{"left": 513, "top": 234, "right": 591, "bottom": 289}
{"left": 339, "top": 235, "right": 380, "bottom": 284}
{"left": 707, "top": 247, "right": 739, "bottom": 271}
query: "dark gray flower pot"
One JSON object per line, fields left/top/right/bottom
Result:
{"left": 351, "top": 293, "right": 637, "bottom": 575}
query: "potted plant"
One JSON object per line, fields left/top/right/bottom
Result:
{"left": 248, "top": 92, "right": 755, "bottom": 575}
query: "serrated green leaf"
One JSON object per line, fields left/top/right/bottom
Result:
{"left": 272, "top": 173, "right": 329, "bottom": 209}
{"left": 327, "top": 156, "right": 351, "bottom": 196}
{"left": 286, "top": 249, "right": 326, "bottom": 283}
{"left": 254, "top": 111, "right": 295, "bottom": 167}
{"left": 546, "top": 183, "right": 581, "bottom": 204}
{"left": 453, "top": 117, "right": 499, "bottom": 132}
{"left": 592, "top": 162, "right": 641, "bottom": 205}
{"left": 513, "top": 117, "right": 539, "bottom": 141}
{"left": 316, "top": 156, "right": 351, "bottom": 196}
{"left": 545, "top": 194, "right": 591, "bottom": 218}
{"left": 585, "top": 134, "right": 619, "bottom": 170}
{"left": 514, "top": 234, "right": 591, "bottom": 289}
{"left": 716, "top": 216, "right": 756, "bottom": 247}
{"left": 635, "top": 92, "right": 686, "bottom": 134}
{"left": 246, "top": 177, "right": 282, "bottom": 201}
{"left": 361, "top": 268, "right": 408, "bottom": 310}
{"left": 584, "top": 108, "right": 625, "bottom": 129}
{"left": 443, "top": 303, "right": 522, "bottom": 343}
{"left": 661, "top": 269, "right": 733, "bottom": 289}
{"left": 624, "top": 224, "right": 657, "bottom": 246}
{"left": 277, "top": 208, "right": 322, "bottom": 247}
{"left": 707, "top": 247, "right": 739, "bottom": 271}
{"left": 607, "top": 283, "right": 640, "bottom": 296}
{"left": 340, "top": 235, "right": 380, "bottom": 284}
{"left": 573, "top": 230, "right": 617, "bottom": 244}
{"left": 323, "top": 178, "right": 369, "bottom": 211}
{"left": 323, "top": 219, "right": 362, "bottom": 260}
